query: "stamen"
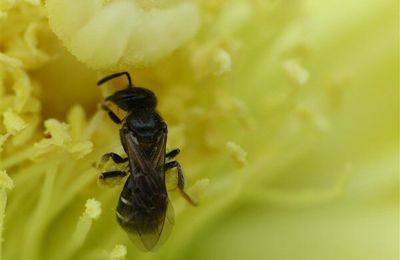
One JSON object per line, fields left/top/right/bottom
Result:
{"left": 59, "top": 199, "right": 102, "bottom": 260}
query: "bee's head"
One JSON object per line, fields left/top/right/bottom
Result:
{"left": 97, "top": 72, "right": 157, "bottom": 111}
{"left": 105, "top": 87, "right": 157, "bottom": 111}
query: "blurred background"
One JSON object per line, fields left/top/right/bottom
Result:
{"left": 0, "top": 0, "right": 397, "bottom": 260}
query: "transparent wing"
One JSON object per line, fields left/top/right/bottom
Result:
{"left": 126, "top": 199, "right": 175, "bottom": 251}
{"left": 120, "top": 125, "right": 167, "bottom": 174}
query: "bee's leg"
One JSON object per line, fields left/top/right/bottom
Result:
{"left": 99, "top": 171, "right": 127, "bottom": 180}
{"left": 165, "top": 161, "right": 197, "bottom": 206}
{"left": 97, "top": 153, "right": 128, "bottom": 188}
{"left": 101, "top": 104, "right": 122, "bottom": 124}
{"left": 166, "top": 148, "right": 180, "bottom": 160}
{"left": 101, "top": 152, "right": 128, "bottom": 164}
{"left": 97, "top": 152, "right": 128, "bottom": 170}
{"left": 98, "top": 170, "right": 128, "bottom": 187}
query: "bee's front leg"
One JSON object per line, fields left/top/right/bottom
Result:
{"left": 98, "top": 170, "right": 128, "bottom": 188}
{"left": 97, "top": 153, "right": 129, "bottom": 187}
{"left": 101, "top": 104, "right": 122, "bottom": 124}
{"left": 99, "top": 171, "right": 127, "bottom": 180}
{"left": 101, "top": 152, "right": 128, "bottom": 164}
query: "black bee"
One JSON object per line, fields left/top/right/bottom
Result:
{"left": 97, "top": 72, "right": 196, "bottom": 251}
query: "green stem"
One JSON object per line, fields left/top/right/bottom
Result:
{"left": 58, "top": 214, "right": 94, "bottom": 260}
{"left": 22, "top": 165, "right": 57, "bottom": 260}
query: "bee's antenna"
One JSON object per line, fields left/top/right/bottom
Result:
{"left": 97, "top": 72, "right": 133, "bottom": 87}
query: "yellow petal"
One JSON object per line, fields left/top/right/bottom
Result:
{"left": 47, "top": 0, "right": 200, "bottom": 68}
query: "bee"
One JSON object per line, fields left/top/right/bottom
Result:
{"left": 97, "top": 72, "right": 196, "bottom": 251}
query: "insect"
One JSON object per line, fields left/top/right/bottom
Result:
{"left": 97, "top": 72, "right": 196, "bottom": 251}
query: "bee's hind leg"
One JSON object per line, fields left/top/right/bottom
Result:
{"left": 165, "top": 161, "right": 197, "bottom": 206}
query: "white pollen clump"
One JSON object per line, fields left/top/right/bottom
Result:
{"left": 110, "top": 244, "right": 127, "bottom": 260}
{"left": 282, "top": 59, "right": 309, "bottom": 86}
{"left": 0, "top": 170, "right": 14, "bottom": 190}
{"left": 3, "top": 110, "right": 27, "bottom": 135}
{"left": 226, "top": 141, "right": 247, "bottom": 168}
{"left": 84, "top": 198, "right": 102, "bottom": 220}
{"left": 47, "top": 0, "right": 200, "bottom": 69}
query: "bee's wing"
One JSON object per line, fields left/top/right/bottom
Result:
{"left": 126, "top": 199, "right": 175, "bottom": 251}
{"left": 120, "top": 126, "right": 167, "bottom": 173}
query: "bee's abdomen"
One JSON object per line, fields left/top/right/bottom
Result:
{"left": 116, "top": 174, "right": 167, "bottom": 234}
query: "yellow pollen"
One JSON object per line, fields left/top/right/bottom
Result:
{"left": 110, "top": 244, "right": 127, "bottom": 260}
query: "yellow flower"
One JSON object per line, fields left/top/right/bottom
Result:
{"left": 0, "top": 0, "right": 397, "bottom": 260}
